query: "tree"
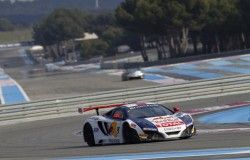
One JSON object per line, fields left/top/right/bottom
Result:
{"left": 79, "top": 39, "right": 109, "bottom": 58}
{"left": 238, "top": 0, "right": 250, "bottom": 48}
{"left": 116, "top": 0, "right": 150, "bottom": 61}
{"left": 86, "top": 12, "right": 139, "bottom": 58}
{"left": 86, "top": 13, "right": 116, "bottom": 35}
{"left": 184, "top": 0, "right": 210, "bottom": 54}
{"left": 201, "top": 0, "right": 238, "bottom": 53}
{"left": 33, "top": 8, "right": 86, "bottom": 60}
{"left": 116, "top": 0, "right": 210, "bottom": 60}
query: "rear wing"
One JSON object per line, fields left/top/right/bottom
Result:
{"left": 78, "top": 103, "right": 125, "bottom": 115}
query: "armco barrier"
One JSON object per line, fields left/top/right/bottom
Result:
{"left": 1, "top": 74, "right": 250, "bottom": 125}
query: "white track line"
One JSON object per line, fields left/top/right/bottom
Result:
{"left": 198, "top": 128, "right": 250, "bottom": 134}
{"left": 0, "top": 83, "right": 5, "bottom": 104}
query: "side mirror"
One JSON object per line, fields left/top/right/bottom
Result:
{"left": 173, "top": 106, "right": 180, "bottom": 113}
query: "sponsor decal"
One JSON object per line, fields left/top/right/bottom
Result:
{"left": 152, "top": 116, "right": 165, "bottom": 121}
{"left": 152, "top": 116, "right": 179, "bottom": 123}
{"left": 108, "top": 122, "right": 120, "bottom": 137}
{"left": 143, "top": 128, "right": 158, "bottom": 131}
{"left": 156, "top": 121, "right": 184, "bottom": 128}
{"left": 164, "top": 126, "right": 182, "bottom": 131}
{"left": 108, "top": 139, "right": 120, "bottom": 143}
{"left": 103, "top": 139, "right": 120, "bottom": 143}
{"left": 129, "top": 104, "right": 156, "bottom": 110}
{"left": 130, "top": 106, "right": 145, "bottom": 110}
{"left": 150, "top": 116, "right": 184, "bottom": 128}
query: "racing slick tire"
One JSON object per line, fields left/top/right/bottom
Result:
{"left": 180, "top": 125, "right": 196, "bottom": 139}
{"left": 122, "top": 76, "right": 128, "bottom": 81}
{"left": 83, "top": 123, "right": 95, "bottom": 146}
{"left": 123, "top": 123, "right": 140, "bottom": 144}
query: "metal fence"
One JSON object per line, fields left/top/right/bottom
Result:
{"left": 1, "top": 74, "right": 250, "bottom": 125}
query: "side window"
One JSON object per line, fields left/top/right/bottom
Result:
{"left": 112, "top": 110, "right": 123, "bottom": 119}
{"left": 104, "top": 108, "right": 127, "bottom": 120}
{"left": 111, "top": 108, "right": 126, "bottom": 120}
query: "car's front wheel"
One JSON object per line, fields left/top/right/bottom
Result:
{"left": 181, "top": 125, "right": 196, "bottom": 139}
{"left": 123, "top": 123, "right": 140, "bottom": 144}
{"left": 83, "top": 123, "right": 95, "bottom": 146}
{"left": 122, "top": 75, "right": 128, "bottom": 81}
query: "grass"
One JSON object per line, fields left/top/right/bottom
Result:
{"left": 0, "top": 28, "right": 32, "bottom": 43}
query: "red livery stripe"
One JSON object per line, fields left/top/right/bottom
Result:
{"left": 78, "top": 103, "right": 125, "bottom": 113}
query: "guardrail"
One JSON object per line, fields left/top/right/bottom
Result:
{"left": 1, "top": 74, "right": 250, "bottom": 125}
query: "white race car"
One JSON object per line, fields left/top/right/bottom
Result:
{"left": 78, "top": 102, "right": 196, "bottom": 146}
{"left": 121, "top": 68, "right": 144, "bottom": 81}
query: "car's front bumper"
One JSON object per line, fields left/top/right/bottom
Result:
{"left": 139, "top": 125, "right": 196, "bottom": 141}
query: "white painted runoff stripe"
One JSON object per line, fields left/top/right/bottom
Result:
{"left": 58, "top": 147, "right": 250, "bottom": 160}
{"left": 218, "top": 158, "right": 250, "bottom": 160}
{"left": 198, "top": 128, "right": 250, "bottom": 134}
{"left": 0, "top": 84, "right": 5, "bottom": 104}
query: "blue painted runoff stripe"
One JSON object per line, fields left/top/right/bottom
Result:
{"left": 2, "top": 85, "right": 27, "bottom": 104}
{"left": 174, "top": 63, "right": 197, "bottom": 69}
{"left": 144, "top": 74, "right": 166, "bottom": 81}
{"left": 198, "top": 105, "right": 250, "bottom": 124}
{"left": 58, "top": 147, "right": 250, "bottom": 160}
{"left": 143, "top": 68, "right": 165, "bottom": 73}
{"left": 235, "top": 61, "right": 250, "bottom": 66}
{"left": 166, "top": 68, "right": 223, "bottom": 79}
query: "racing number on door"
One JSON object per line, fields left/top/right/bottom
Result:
{"left": 99, "top": 121, "right": 121, "bottom": 137}
{"left": 108, "top": 122, "right": 120, "bottom": 137}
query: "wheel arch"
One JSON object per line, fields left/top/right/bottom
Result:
{"left": 83, "top": 122, "right": 93, "bottom": 141}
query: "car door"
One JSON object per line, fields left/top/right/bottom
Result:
{"left": 102, "top": 108, "right": 126, "bottom": 144}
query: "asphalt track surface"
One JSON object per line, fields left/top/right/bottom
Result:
{"left": 1, "top": 94, "right": 250, "bottom": 160}
{"left": 0, "top": 48, "right": 156, "bottom": 101}
{"left": 0, "top": 48, "right": 250, "bottom": 160}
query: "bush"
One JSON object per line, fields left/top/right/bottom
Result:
{"left": 79, "top": 39, "right": 109, "bottom": 59}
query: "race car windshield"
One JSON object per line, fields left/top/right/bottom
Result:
{"left": 127, "top": 105, "right": 173, "bottom": 119}
{"left": 126, "top": 68, "right": 140, "bottom": 72}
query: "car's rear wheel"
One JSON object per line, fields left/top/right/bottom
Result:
{"left": 83, "top": 123, "right": 95, "bottom": 146}
{"left": 123, "top": 123, "right": 140, "bottom": 144}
